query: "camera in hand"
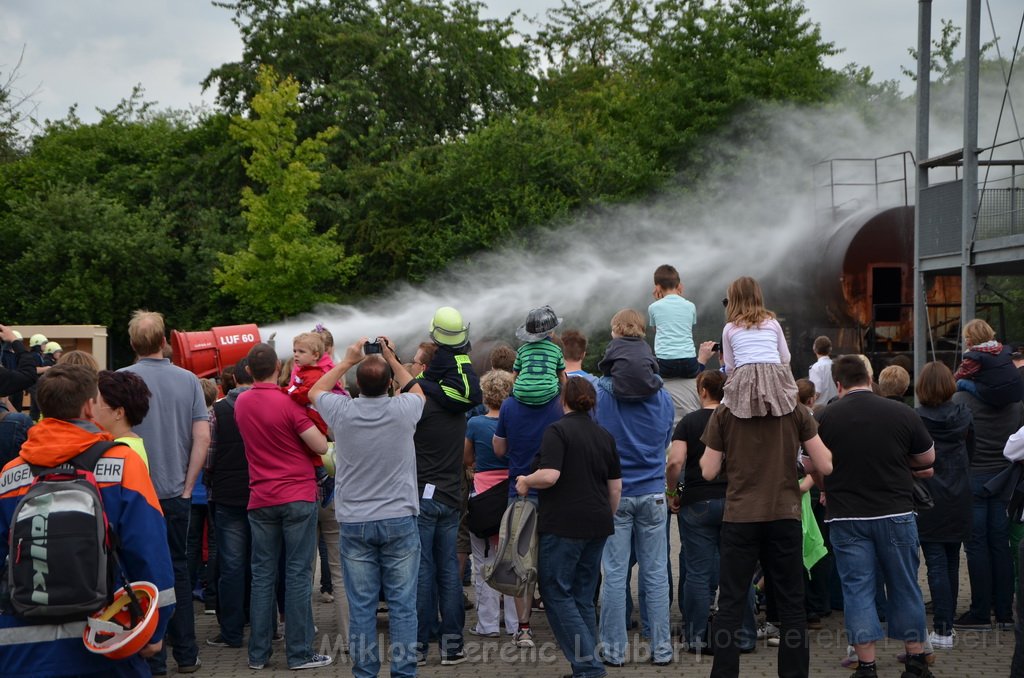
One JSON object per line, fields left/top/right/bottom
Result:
{"left": 712, "top": 343, "right": 722, "bottom": 353}
{"left": 364, "top": 338, "right": 383, "bottom": 354}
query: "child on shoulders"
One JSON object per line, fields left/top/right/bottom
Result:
{"left": 289, "top": 324, "right": 347, "bottom": 396}
{"left": 512, "top": 305, "right": 566, "bottom": 406}
{"left": 648, "top": 264, "right": 701, "bottom": 379}
{"left": 720, "top": 276, "right": 798, "bottom": 418}
{"left": 288, "top": 331, "right": 330, "bottom": 434}
{"left": 286, "top": 332, "right": 329, "bottom": 491}
{"left": 409, "top": 306, "right": 483, "bottom": 414}
{"left": 598, "top": 309, "right": 662, "bottom": 401}
{"left": 953, "top": 318, "right": 1023, "bottom": 408}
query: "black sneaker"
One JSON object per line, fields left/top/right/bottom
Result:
{"left": 178, "top": 659, "right": 202, "bottom": 674}
{"left": 441, "top": 651, "right": 467, "bottom": 666}
{"left": 900, "top": 655, "right": 936, "bottom": 678}
{"left": 207, "top": 635, "right": 241, "bottom": 648}
{"left": 953, "top": 613, "right": 993, "bottom": 630}
{"left": 291, "top": 654, "right": 332, "bottom": 670}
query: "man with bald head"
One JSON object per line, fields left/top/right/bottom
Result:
{"left": 312, "top": 338, "right": 425, "bottom": 678}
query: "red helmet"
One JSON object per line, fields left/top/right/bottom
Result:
{"left": 83, "top": 581, "right": 160, "bottom": 660}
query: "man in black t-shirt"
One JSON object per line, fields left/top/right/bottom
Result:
{"left": 817, "top": 356, "right": 936, "bottom": 678}
{"left": 412, "top": 396, "right": 470, "bottom": 665}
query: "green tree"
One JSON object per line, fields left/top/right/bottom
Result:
{"left": 534, "top": 0, "right": 651, "bottom": 71}
{"left": 0, "top": 92, "right": 247, "bottom": 360}
{"left": 0, "top": 48, "right": 35, "bottom": 164}
{"left": 901, "top": 19, "right": 998, "bottom": 83}
{"left": 205, "top": 0, "right": 536, "bottom": 165}
{"left": 830, "top": 64, "right": 904, "bottom": 121}
{"left": 216, "top": 66, "right": 359, "bottom": 321}
{"left": 0, "top": 183, "right": 187, "bottom": 364}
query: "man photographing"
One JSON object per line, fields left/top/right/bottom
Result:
{"left": 311, "top": 337, "right": 425, "bottom": 678}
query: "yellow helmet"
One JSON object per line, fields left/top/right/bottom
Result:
{"left": 429, "top": 306, "right": 469, "bottom": 348}
{"left": 29, "top": 334, "right": 48, "bottom": 348}
{"left": 44, "top": 341, "right": 63, "bottom": 355}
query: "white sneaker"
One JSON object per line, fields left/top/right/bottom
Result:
{"left": 468, "top": 627, "right": 500, "bottom": 638}
{"left": 291, "top": 654, "right": 332, "bottom": 670}
{"left": 756, "top": 622, "right": 779, "bottom": 640}
{"left": 513, "top": 627, "right": 535, "bottom": 648}
{"left": 840, "top": 645, "right": 859, "bottom": 669}
{"left": 928, "top": 630, "right": 955, "bottom": 649}
{"left": 319, "top": 591, "right": 334, "bottom": 603}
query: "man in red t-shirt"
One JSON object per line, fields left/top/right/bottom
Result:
{"left": 234, "top": 343, "right": 331, "bottom": 671}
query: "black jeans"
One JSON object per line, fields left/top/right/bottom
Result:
{"left": 658, "top": 357, "right": 701, "bottom": 379}
{"left": 711, "top": 520, "right": 808, "bottom": 678}
{"left": 187, "top": 504, "right": 217, "bottom": 606}
{"left": 149, "top": 497, "right": 199, "bottom": 673}
{"left": 1011, "top": 538, "right": 1024, "bottom": 676}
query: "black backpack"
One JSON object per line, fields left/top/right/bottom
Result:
{"left": 7, "top": 441, "right": 120, "bottom": 622}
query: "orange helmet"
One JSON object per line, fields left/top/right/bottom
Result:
{"left": 83, "top": 581, "right": 159, "bottom": 660}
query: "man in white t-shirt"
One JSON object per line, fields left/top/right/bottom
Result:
{"left": 808, "top": 335, "right": 838, "bottom": 405}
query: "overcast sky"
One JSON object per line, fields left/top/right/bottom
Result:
{"left": 1, "top": 1, "right": 1020, "bottom": 132}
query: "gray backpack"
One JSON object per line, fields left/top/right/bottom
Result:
{"left": 483, "top": 497, "right": 538, "bottom": 597}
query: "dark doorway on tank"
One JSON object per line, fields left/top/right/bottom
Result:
{"left": 871, "top": 266, "right": 903, "bottom": 322}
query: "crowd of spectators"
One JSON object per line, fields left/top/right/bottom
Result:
{"left": 1, "top": 272, "right": 1023, "bottom": 678}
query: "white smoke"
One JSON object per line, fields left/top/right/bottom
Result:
{"left": 263, "top": 70, "right": 1022, "bottom": 360}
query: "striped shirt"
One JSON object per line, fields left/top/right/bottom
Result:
{"left": 513, "top": 338, "right": 565, "bottom": 405}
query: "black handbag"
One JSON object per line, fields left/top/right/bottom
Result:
{"left": 466, "top": 479, "right": 510, "bottom": 538}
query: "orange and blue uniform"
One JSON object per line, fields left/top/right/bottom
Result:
{"left": 0, "top": 418, "right": 175, "bottom": 677}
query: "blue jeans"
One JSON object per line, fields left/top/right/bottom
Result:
{"left": 631, "top": 511, "right": 689, "bottom": 636}
{"left": 599, "top": 493, "right": 671, "bottom": 664}
{"left": 148, "top": 497, "right": 198, "bottom": 674}
{"left": 681, "top": 498, "right": 724, "bottom": 647}
{"left": 539, "top": 533, "right": 607, "bottom": 678}
{"left": 212, "top": 503, "right": 250, "bottom": 646}
{"left": 416, "top": 498, "right": 465, "bottom": 660}
{"left": 956, "top": 379, "right": 979, "bottom": 397}
{"left": 248, "top": 501, "right": 319, "bottom": 668}
{"left": 341, "top": 516, "right": 420, "bottom": 678}
{"left": 829, "top": 515, "right": 926, "bottom": 645}
{"left": 965, "top": 471, "right": 1014, "bottom": 621}
{"left": 921, "top": 541, "right": 960, "bottom": 635}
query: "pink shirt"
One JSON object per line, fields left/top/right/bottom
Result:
{"left": 234, "top": 382, "right": 318, "bottom": 510}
